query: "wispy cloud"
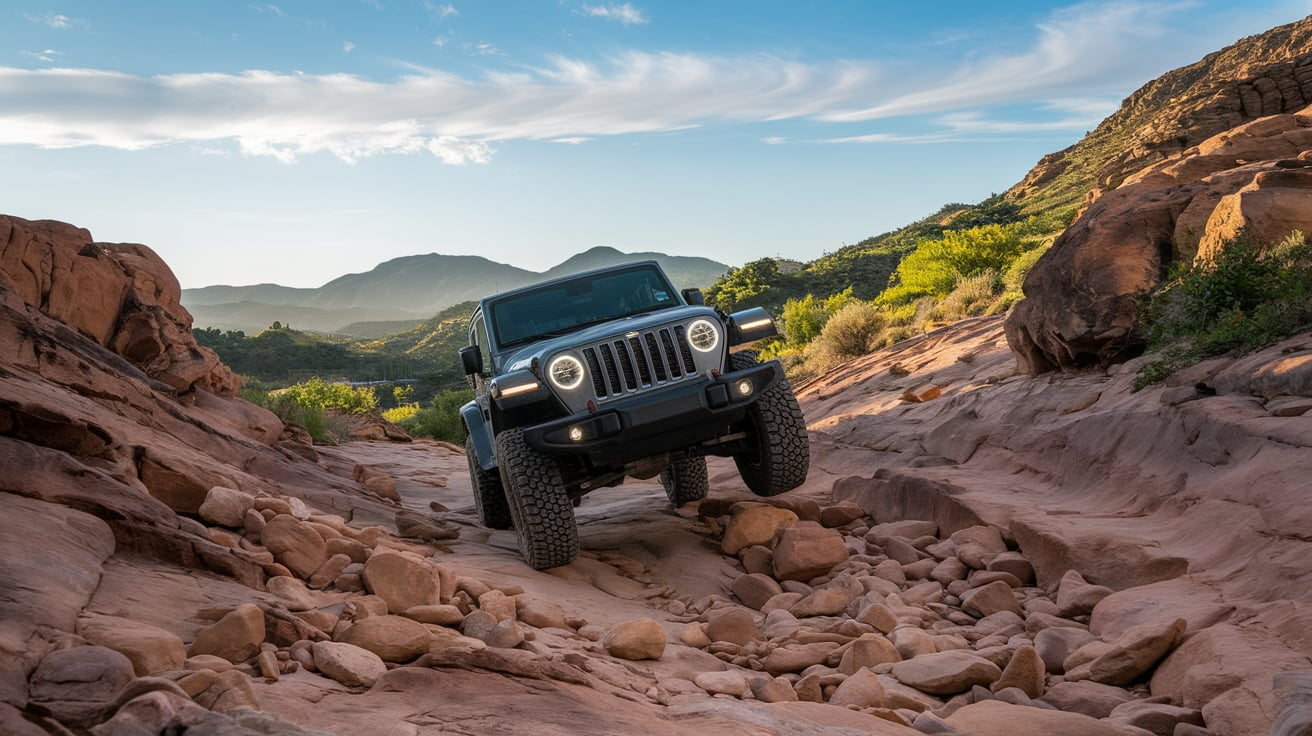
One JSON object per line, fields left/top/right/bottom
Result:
{"left": 0, "top": 2, "right": 1225, "bottom": 165}
{"left": 20, "top": 49, "right": 63, "bottom": 63}
{"left": 428, "top": 2, "right": 459, "bottom": 18}
{"left": 25, "top": 12, "right": 90, "bottom": 30}
{"left": 249, "top": 4, "right": 285, "bottom": 17}
{"left": 582, "top": 3, "right": 649, "bottom": 26}
{"left": 344, "top": 41, "right": 356, "bottom": 53}
{"left": 824, "top": 1, "right": 1193, "bottom": 122}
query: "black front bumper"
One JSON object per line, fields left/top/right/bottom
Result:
{"left": 521, "top": 361, "right": 781, "bottom": 466}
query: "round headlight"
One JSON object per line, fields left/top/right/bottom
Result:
{"left": 548, "top": 355, "right": 585, "bottom": 390}
{"left": 687, "top": 319, "right": 719, "bottom": 352}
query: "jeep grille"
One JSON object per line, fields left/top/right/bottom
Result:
{"left": 581, "top": 325, "right": 698, "bottom": 401}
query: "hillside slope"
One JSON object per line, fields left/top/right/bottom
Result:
{"left": 1008, "top": 14, "right": 1312, "bottom": 216}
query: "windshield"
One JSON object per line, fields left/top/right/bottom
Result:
{"left": 491, "top": 265, "right": 680, "bottom": 349}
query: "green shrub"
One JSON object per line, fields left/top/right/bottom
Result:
{"left": 1134, "top": 230, "right": 1312, "bottom": 389}
{"left": 277, "top": 377, "right": 379, "bottom": 415}
{"left": 938, "top": 270, "right": 1003, "bottom": 321}
{"left": 395, "top": 389, "right": 475, "bottom": 444}
{"left": 817, "top": 301, "right": 886, "bottom": 359}
{"left": 382, "top": 403, "right": 421, "bottom": 423}
{"left": 878, "top": 223, "right": 1034, "bottom": 307}
{"left": 779, "top": 287, "right": 854, "bottom": 348}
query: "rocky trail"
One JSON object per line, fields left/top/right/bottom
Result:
{"left": 8, "top": 266, "right": 1311, "bottom": 735}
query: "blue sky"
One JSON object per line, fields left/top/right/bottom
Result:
{"left": 3, "top": 1, "right": 1310, "bottom": 289}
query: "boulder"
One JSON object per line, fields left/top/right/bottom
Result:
{"left": 338, "top": 615, "right": 433, "bottom": 662}
{"left": 705, "top": 608, "right": 763, "bottom": 645}
{"left": 789, "top": 587, "right": 855, "bottom": 617}
{"left": 732, "top": 573, "right": 784, "bottom": 610}
{"left": 602, "top": 619, "right": 666, "bottom": 660}
{"left": 1055, "top": 570, "right": 1114, "bottom": 618}
{"left": 1038, "top": 680, "right": 1138, "bottom": 719}
{"left": 693, "top": 670, "right": 748, "bottom": 698}
{"left": 991, "top": 645, "right": 1044, "bottom": 698}
{"left": 76, "top": 615, "right": 186, "bottom": 676}
{"left": 772, "top": 523, "right": 849, "bottom": 582}
{"left": 1005, "top": 110, "right": 1312, "bottom": 373}
{"left": 197, "top": 486, "right": 255, "bottom": 529}
{"left": 945, "top": 699, "right": 1152, "bottom": 735}
{"left": 1066, "top": 618, "right": 1187, "bottom": 687}
{"left": 261, "top": 515, "right": 330, "bottom": 579}
{"left": 828, "top": 668, "right": 886, "bottom": 708}
{"left": 722, "top": 504, "right": 798, "bottom": 555}
{"left": 960, "top": 580, "right": 1022, "bottom": 618}
{"left": 1034, "top": 626, "right": 1097, "bottom": 675}
{"left": 187, "top": 604, "right": 265, "bottom": 663}
{"left": 27, "top": 645, "right": 135, "bottom": 727}
{"left": 311, "top": 641, "right": 387, "bottom": 688}
{"left": 362, "top": 551, "right": 443, "bottom": 613}
{"left": 837, "top": 635, "right": 902, "bottom": 673}
{"left": 889, "top": 651, "right": 1002, "bottom": 695}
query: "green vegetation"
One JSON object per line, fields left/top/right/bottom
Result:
{"left": 755, "top": 212, "right": 1060, "bottom": 383}
{"left": 241, "top": 377, "right": 379, "bottom": 444}
{"left": 1133, "top": 231, "right": 1312, "bottom": 390}
{"left": 388, "top": 389, "right": 474, "bottom": 444}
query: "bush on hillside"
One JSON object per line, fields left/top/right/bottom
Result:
{"left": 393, "top": 389, "right": 474, "bottom": 444}
{"left": 817, "top": 301, "right": 886, "bottom": 359}
{"left": 277, "top": 377, "right": 379, "bottom": 414}
{"left": 780, "top": 288, "right": 854, "bottom": 347}
{"left": 934, "top": 270, "right": 1003, "bottom": 322}
{"left": 1134, "top": 230, "right": 1312, "bottom": 389}
{"left": 877, "top": 222, "right": 1039, "bottom": 307}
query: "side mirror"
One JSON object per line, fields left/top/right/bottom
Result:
{"left": 681, "top": 288, "right": 704, "bottom": 305}
{"left": 727, "top": 307, "right": 778, "bottom": 345}
{"left": 459, "top": 345, "right": 483, "bottom": 376}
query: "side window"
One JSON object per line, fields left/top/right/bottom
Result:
{"left": 472, "top": 310, "right": 491, "bottom": 377}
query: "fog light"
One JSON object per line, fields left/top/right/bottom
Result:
{"left": 736, "top": 379, "right": 754, "bottom": 397}
{"left": 568, "top": 425, "right": 584, "bottom": 442}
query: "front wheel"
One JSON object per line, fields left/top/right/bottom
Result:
{"left": 660, "top": 456, "right": 708, "bottom": 506}
{"left": 495, "top": 428, "right": 579, "bottom": 569}
{"left": 729, "top": 352, "right": 810, "bottom": 497}
{"left": 467, "top": 435, "right": 512, "bottom": 530}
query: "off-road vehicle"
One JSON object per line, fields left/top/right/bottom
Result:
{"left": 459, "top": 260, "right": 808, "bottom": 569}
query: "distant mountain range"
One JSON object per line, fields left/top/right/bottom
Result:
{"left": 183, "top": 247, "right": 730, "bottom": 335}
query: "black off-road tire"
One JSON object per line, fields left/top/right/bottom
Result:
{"left": 729, "top": 352, "right": 810, "bottom": 497}
{"left": 660, "top": 456, "right": 709, "bottom": 507}
{"left": 466, "top": 435, "right": 513, "bottom": 530}
{"left": 495, "top": 428, "right": 580, "bottom": 569}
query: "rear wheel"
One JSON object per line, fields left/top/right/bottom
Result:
{"left": 729, "top": 352, "right": 810, "bottom": 497}
{"left": 660, "top": 456, "right": 709, "bottom": 506}
{"left": 495, "top": 428, "right": 579, "bottom": 569}
{"left": 466, "top": 435, "right": 512, "bottom": 530}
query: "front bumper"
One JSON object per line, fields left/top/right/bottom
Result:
{"left": 521, "top": 361, "right": 782, "bottom": 466}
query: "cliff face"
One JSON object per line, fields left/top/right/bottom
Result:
{"left": 1008, "top": 15, "right": 1312, "bottom": 214}
{"left": 0, "top": 215, "right": 238, "bottom": 396}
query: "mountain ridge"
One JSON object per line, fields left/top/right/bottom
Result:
{"left": 183, "top": 246, "right": 729, "bottom": 335}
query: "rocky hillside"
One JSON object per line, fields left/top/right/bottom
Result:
{"left": 183, "top": 247, "right": 729, "bottom": 335}
{"left": 1008, "top": 15, "right": 1312, "bottom": 217}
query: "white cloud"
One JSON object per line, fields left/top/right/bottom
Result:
{"left": 0, "top": 2, "right": 1244, "bottom": 165}
{"left": 429, "top": 3, "right": 459, "bottom": 18}
{"left": 824, "top": 1, "right": 1194, "bottom": 122}
{"left": 249, "top": 4, "right": 285, "bottom": 16}
{"left": 25, "top": 12, "right": 90, "bottom": 30}
{"left": 582, "top": 3, "right": 649, "bottom": 26}
{"left": 344, "top": 41, "right": 356, "bottom": 53}
{"left": 20, "top": 49, "right": 63, "bottom": 63}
